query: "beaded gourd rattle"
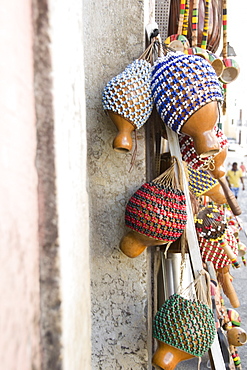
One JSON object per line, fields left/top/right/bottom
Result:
{"left": 179, "top": 128, "right": 242, "bottom": 215}
{"left": 187, "top": 165, "right": 226, "bottom": 204}
{"left": 120, "top": 157, "right": 187, "bottom": 258}
{"left": 151, "top": 52, "right": 223, "bottom": 158}
{"left": 194, "top": 205, "right": 240, "bottom": 268}
{"left": 152, "top": 272, "right": 216, "bottom": 369}
{"left": 198, "top": 226, "right": 239, "bottom": 307}
{"left": 102, "top": 42, "right": 154, "bottom": 152}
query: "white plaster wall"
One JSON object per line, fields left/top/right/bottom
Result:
{"left": 48, "top": 0, "right": 92, "bottom": 369}
{"left": 0, "top": 0, "right": 41, "bottom": 368}
{"left": 83, "top": 0, "right": 150, "bottom": 368}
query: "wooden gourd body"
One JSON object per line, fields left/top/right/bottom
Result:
{"left": 181, "top": 101, "right": 219, "bottom": 157}
{"left": 108, "top": 111, "right": 135, "bottom": 152}
{"left": 227, "top": 327, "right": 247, "bottom": 347}
{"left": 152, "top": 341, "right": 195, "bottom": 370}
{"left": 120, "top": 230, "right": 166, "bottom": 258}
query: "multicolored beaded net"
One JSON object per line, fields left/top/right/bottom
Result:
{"left": 151, "top": 52, "right": 223, "bottom": 133}
{"left": 194, "top": 205, "right": 227, "bottom": 241}
{"left": 187, "top": 166, "right": 218, "bottom": 197}
{"left": 125, "top": 182, "right": 187, "bottom": 242}
{"left": 153, "top": 294, "right": 216, "bottom": 357}
{"left": 198, "top": 227, "right": 238, "bottom": 269}
{"left": 125, "top": 157, "right": 187, "bottom": 242}
{"left": 102, "top": 59, "right": 153, "bottom": 130}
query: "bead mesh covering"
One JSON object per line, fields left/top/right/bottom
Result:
{"left": 188, "top": 166, "right": 218, "bottom": 197}
{"left": 102, "top": 59, "right": 153, "bottom": 130}
{"left": 179, "top": 126, "right": 228, "bottom": 169}
{"left": 194, "top": 205, "right": 227, "bottom": 240}
{"left": 151, "top": 52, "right": 223, "bottom": 133}
{"left": 198, "top": 227, "right": 238, "bottom": 269}
{"left": 153, "top": 294, "right": 216, "bottom": 357}
{"left": 125, "top": 182, "right": 187, "bottom": 242}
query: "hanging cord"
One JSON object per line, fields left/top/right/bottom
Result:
{"left": 178, "top": 230, "right": 188, "bottom": 293}
{"left": 201, "top": 156, "right": 216, "bottom": 171}
{"left": 128, "top": 130, "right": 138, "bottom": 173}
{"left": 178, "top": 269, "right": 212, "bottom": 308}
{"left": 201, "top": 0, "right": 211, "bottom": 49}
{"left": 153, "top": 156, "right": 185, "bottom": 191}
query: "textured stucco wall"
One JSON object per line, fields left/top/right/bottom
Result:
{"left": 48, "top": 0, "right": 92, "bottom": 369}
{"left": 0, "top": 0, "right": 41, "bottom": 369}
{"left": 83, "top": 0, "right": 150, "bottom": 368}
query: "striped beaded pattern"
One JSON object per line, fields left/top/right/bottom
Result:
{"left": 177, "top": 0, "right": 186, "bottom": 34}
{"left": 198, "top": 227, "right": 238, "bottom": 269}
{"left": 188, "top": 166, "right": 218, "bottom": 197}
{"left": 151, "top": 52, "right": 223, "bottom": 134}
{"left": 179, "top": 126, "right": 228, "bottom": 169}
{"left": 182, "top": 0, "right": 190, "bottom": 36}
{"left": 102, "top": 59, "right": 153, "bottom": 130}
{"left": 191, "top": 0, "right": 199, "bottom": 46}
{"left": 201, "top": 0, "right": 211, "bottom": 49}
{"left": 125, "top": 182, "right": 187, "bottom": 242}
{"left": 153, "top": 294, "right": 216, "bottom": 357}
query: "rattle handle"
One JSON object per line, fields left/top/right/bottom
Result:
{"left": 217, "top": 266, "right": 240, "bottom": 308}
{"left": 218, "top": 177, "right": 242, "bottom": 216}
{"left": 219, "top": 239, "right": 240, "bottom": 268}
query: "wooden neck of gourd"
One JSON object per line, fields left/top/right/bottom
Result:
{"left": 152, "top": 341, "right": 195, "bottom": 370}
{"left": 108, "top": 111, "right": 135, "bottom": 152}
{"left": 181, "top": 101, "right": 220, "bottom": 157}
{"left": 120, "top": 230, "right": 166, "bottom": 258}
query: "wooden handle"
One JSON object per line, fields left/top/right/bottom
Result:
{"left": 218, "top": 177, "right": 242, "bottom": 216}
{"left": 219, "top": 239, "right": 240, "bottom": 268}
{"left": 217, "top": 266, "right": 240, "bottom": 308}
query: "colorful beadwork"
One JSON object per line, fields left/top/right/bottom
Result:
{"left": 179, "top": 126, "right": 228, "bottom": 169}
{"left": 153, "top": 294, "right": 216, "bottom": 357}
{"left": 125, "top": 182, "right": 187, "bottom": 242}
{"left": 194, "top": 204, "right": 227, "bottom": 240}
{"left": 182, "top": 0, "right": 190, "bottom": 36}
{"left": 198, "top": 227, "right": 238, "bottom": 269}
{"left": 151, "top": 52, "right": 223, "bottom": 134}
{"left": 227, "top": 308, "right": 241, "bottom": 327}
{"left": 102, "top": 59, "right": 153, "bottom": 130}
{"left": 201, "top": 0, "right": 211, "bottom": 49}
{"left": 188, "top": 166, "right": 218, "bottom": 197}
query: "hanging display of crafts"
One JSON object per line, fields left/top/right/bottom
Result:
{"left": 151, "top": 52, "right": 223, "bottom": 157}
{"left": 152, "top": 293, "right": 216, "bottom": 369}
{"left": 102, "top": 43, "right": 154, "bottom": 152}
{"left": 120, "top": 157, "right": 187, "bottom": 257}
